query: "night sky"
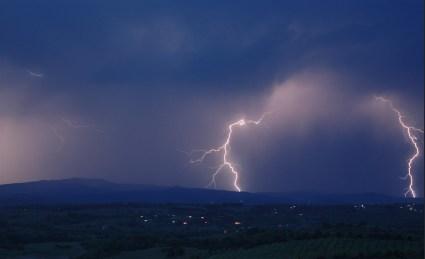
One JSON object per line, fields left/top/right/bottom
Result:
{"left": 0, "top": 0, "right": 423, "bottom": 196}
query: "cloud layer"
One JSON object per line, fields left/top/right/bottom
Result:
{"left": 0, "top": 1, "right": 423, "bottom": 196}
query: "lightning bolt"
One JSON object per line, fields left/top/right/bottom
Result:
{"left": 375, "top": 96, "right": 424, "bottom": 198}
{"left": 27, "top": 70, "right": 44, "bottom": 78}
{"left": 51, "top": 118, "right": 104, "bottom": 151}
{"left": 61, "top": 118, "right": 104, "bottom": 133}
{"left": 50, "top": 125, "right": 65, "bottom": 152}
{"left": 189, "top": 113, "right": 268, "bottom": 192}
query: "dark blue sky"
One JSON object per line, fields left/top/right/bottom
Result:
{"left": 0, "top": 0, "right": 423, "bottom": 196}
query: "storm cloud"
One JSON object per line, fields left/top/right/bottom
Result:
{"left": 0, "top": 1, "right": 423, "bottom": 196}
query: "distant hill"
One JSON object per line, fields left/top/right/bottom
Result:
{"left": 0, "top": 178, "right": 421, "bottom": 206}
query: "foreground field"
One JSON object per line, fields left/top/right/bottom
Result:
{"left": 0, "top": 203, "right": 423, "bottom": 258}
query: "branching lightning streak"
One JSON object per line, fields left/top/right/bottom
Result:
{"left": 50, "top": 125, "right": 65, "bottom": 152}
{"left": 61, "top": 118, "right": 104, "bottom": 133}
{"left": 61, "top": 118, "right": 91, "bottom": 129}
{"left": 375, "top": 96, "right": 424, "bottom": 198}
{"left": 51, "top": 118, "right": 104, "bottom": 152}
{"left": 190, "top": 113, "right": 268, "bottom": 192}
{"left": 27, "top": 70, "right": 44, "bottom": 78}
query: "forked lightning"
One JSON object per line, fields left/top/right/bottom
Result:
{"left": 376, "top": 96, "right": 424, "bottom": 198}
{"left": 190, "top": 113, "right": 268, "bottom": 192}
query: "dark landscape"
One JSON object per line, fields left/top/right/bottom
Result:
{"left": 0, "top": 1, "right": 423, "bottom": 258}
{"left": 0, "top": 179, "right": 423, "bottom": 259}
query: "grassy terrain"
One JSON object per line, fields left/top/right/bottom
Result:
{"left": 0, "top": 203, "right": 423, "bottom": 258}
{"left": 210, "top": 238, "right": 423, "bottom": 259}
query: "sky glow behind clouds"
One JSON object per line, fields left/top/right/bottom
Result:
{"left": 0, "top": 0, "right": 423, "bottom": 196}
